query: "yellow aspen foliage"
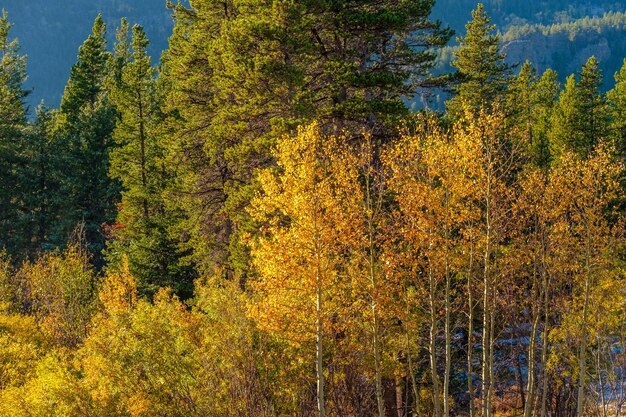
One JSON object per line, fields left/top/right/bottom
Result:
{"left": 248, "top": 123, "right": 363, "bottom": 415}
{"left": 0, "top": 313, "right": 49, "bottom": 390}
{"left": 99, "top": 257, "right": 138, "bottom": 316}
{"left": 80, "top": 287, "right": 200, "bottom": 416}
{"left": 13, "top": 245, "right": 96, "bottom": 348}
{"left": 0, "top": 354, "right": 89, "bottom": 417}
{"left": 249, "top": 123, "right": 362, "bottom": 340}
{"left": 544, "top": 145, "right": 625, "bottom": 413}
{"left": 341, "top": 134, "right": 400, "bottom": 417}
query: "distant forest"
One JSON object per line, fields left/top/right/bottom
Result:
{"left": 435, "top": 8, "right": 626, "bottom": 98}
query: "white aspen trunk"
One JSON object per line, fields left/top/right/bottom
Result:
{"left": 482, "top": 142, "right": 494, "bottom": 417}
{"left": 524, "top": 311, "right": 540, "bottom": 417}
{"left": 429, "top": 264, "right": 442, "bottom": 417}
{"left": 316, "top": 282, "right": 325, "bottom": 417}
{"left": 481, "top": 221, "right": 492, "bottom": 417}
{"left": 540, "top": 270, "right": 550, "bottom": 417}
{"left": 405, "top": 297, "right": 420, "bottom": 416}
{"left": 524, "top": 253, "right": 541, "bottom": 417}
{"left": 443, "top": 190, "right": 452, "bottom": 417}
{"left": 443, "top": 258, "right": 452, "bottom": 417}
{"left": 467, "top": 248, "right": 476, "bottom": 417}
{"left": 576, "top": 226, "right": 592, "bottom": 417}
{"left": 488, "top": 288, "right": 496, "bottom": 417}
{"left": 366, "top": 171, "right": 385, "bottom": 417}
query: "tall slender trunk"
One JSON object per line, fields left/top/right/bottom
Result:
{"left": 467, "top": 248, "right": 476, "bottom": 417}
{"left": 316, "top": 281, "right": 325, "bottom": 417}
{"left": 373, "top": 310, "right": 384, "bottom": 417}
{"left": 443, "top": 190, "right": 452, "bottom": 417}
{"left": 482, "top": 215, "right": 492, "bottom": 417}
{"left": 406, "top": 297, "right": 420, "bottom": 416}
{"left": 524, "top": 254, "right": 541, "bottom": 417}
{"left": 314, "top": 201, "right": 325, "bottom": 417}
{"left": 366, "top": 170, "right": 385, "bottom": 417}
{"left": 540, "top": 268, "right": 550, "bottom": 417}
{"left": 488, "top": 287, "right": 496, "bottom": 417}
{"left": 429, "top": 265, "right": 442, "bottom": 417}
{"left": 576, "top": 225, "right": 592, "bottom": 417}
{"left": 443, "top": 257, "right": 451, "bottom": 417}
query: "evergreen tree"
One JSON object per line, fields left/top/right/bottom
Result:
{"left": 550, "top": 57, "right": 611, "bottom": 157}
{"left": 162, "top": 0, "right": 453, "bottom": 279}
{"left": 0, "top": 10, "right": 28, "bottom": 253}
{"left": 531, "top": 69, "right": 560, "bottom": 167}
{"left": 108, "top": 18, "right": 131, "bottom": 92}
{"left": 14, "top": 104, "right": 58, "bottom": 256}
{"left": 53, "top": 15, "right": 119, "bottom": 265}
{"left": 607, "top": 58, "right": 626, "bottom": 156}
{"left": 507, "top": 62, "right": 559, "bottom": 166}
{"left": 59, "top": 15, "right": 109, "bottom": 121}
{"left": 448, "top": 3, "right": 512, "bottom": 116}
{"left": 107, "top": 25, "right": 194, "bottom": 298}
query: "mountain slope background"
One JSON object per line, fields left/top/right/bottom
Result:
{"left": 2, "top": 0, "right": 173, "bottom": 109}
{"left": 3, "top": 0, "right": 626, "bottom": 110}
{"left": 434, "top": 1, "right": 626, "bottom": 86}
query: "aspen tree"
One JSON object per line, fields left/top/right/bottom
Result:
{"left": 546, "top": 146, "right": 624, "bottom": 417}
{"left": 249, "top": 124, "right": 362, "bottom": 417}
{"left": 454, "top": 106, "right": 521, "bottom": 417}
{"left": 387, "top": 114, "right": 479, "bottom": 416}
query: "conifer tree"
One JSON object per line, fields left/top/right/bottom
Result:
{"left": 162, "top": 0, "right": 453, "bottom": 279}
{"left": 507, "top": 63, "right": 559, "bottom": 166}
{"left": 550, "top": 57, "right": 611, "bottom": 157}
{"left": 14, "top": 104, "right": 57, "bottom": 256}
{"left": 53, "top": 15, "right": 119, "bottom": 265}
{"left": 531, "top": 69, "right": 560, "bottom": 166}
{"left": 0, "top": 10, "right": 28, "bottom": 252}
{"left": 107, "top": 24, "right": 194, "bottom": 298}
{"left": 448, "top": 3, "right": 512, "bottom": 116}
{"left": 607, "top": 58, "right": 626, "bottom": 156}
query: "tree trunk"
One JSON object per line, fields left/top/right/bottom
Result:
{"left": 443, "top": 258, "right": 452, "bottom": 417}
{"left": 576, "top": 226, "right": 592, "bottom": 417}
{"left": 429, "top": 264, "right": 442, "bottom": 417}
{"left": 467, "top": 248, "right": 476, "bottom": 417}
{"left": 524, "top": 258, "right": 541, "bottom": 417}
{"left": 316, "top": 269, "right": 325, "bottom": 417}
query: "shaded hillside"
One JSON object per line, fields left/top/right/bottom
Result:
{"left": 502, "top": 12, "right": 626, "bottom": 86}
{"left": 435, "top": 11, "right": 626, "bottom": 95}
{"left": 432, "top": 0, "right": 626, "bottom": 33}
{"left": 2, "top": 0, "right": 173, "bottom": 109}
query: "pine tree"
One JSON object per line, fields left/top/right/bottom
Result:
{"left": 448, "top": 3, "right": 512, "bottom": 116}
{"left": 53, "top": 15, "right": 119, "bottom": 265}
{"left": 161, "top": 0, "right": 453, "bottom": 279}
{"left": 607, "top": 58, "right": 626, "bottom": 156}
{"left": 0, "top": 10, "right": 28, "bottom": 252}
{"left": 550, "top": 57, "right": 611, "bottom": 157}
{"left": 507, "top": 62, "right": 559, "bottom": 166}
{"left": 107, "top": 25, "right": 195, "bottom": 298}
{"left": 14, "top": 104, "right": 58, "bottom": 256}
{"left": 532, "top": 69, "right": 560, "bottom": 167}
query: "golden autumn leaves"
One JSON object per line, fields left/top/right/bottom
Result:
{"left": 247, "top": 107, "right": 626, "bottom": 416}
{"left": 0, "top": 107, "right": 623, "bottom": 417}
